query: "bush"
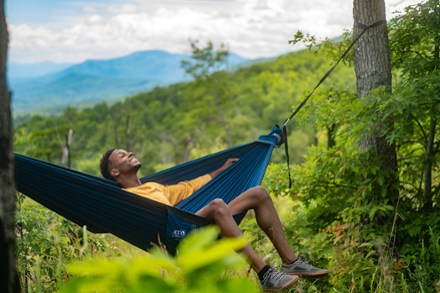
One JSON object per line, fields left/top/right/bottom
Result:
{"left": 59, "top": 226, "right": 260, "bottom": 293}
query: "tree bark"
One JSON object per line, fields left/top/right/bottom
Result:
{"left": 0, "top": 0, "right": 20, "bottom": 290}
{"left": 423, "top": 109, "right": 436, "bottom": 212}
{"left": 125, "top": 114, "right": 132, "bottom": 151}
{"left": 61, "top": 128, "right": 73, "bottom": 168}
{"left": 353, "top": 0, "right": 391, "bottom": 97}
{"left": 327, "top": 123, "right": 336, "bottom": 149}
{"left": 353, "top": 0, "right": 399, "bottom": 205}
{"left": 422, "top": 33, "right": 440, "bottom": 212}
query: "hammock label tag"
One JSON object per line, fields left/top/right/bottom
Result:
{"left": 171, "top": 229, "right": 187, "bottom": 239}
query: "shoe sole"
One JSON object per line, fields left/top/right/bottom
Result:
{"left": 289, "top": 271, "right": 328, "bottom": 278}
{"left": 263, "top": 275, "right": 300, "bottom": 292}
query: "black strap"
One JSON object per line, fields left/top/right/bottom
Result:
{"left": 281, "top": 19, "right": 386, "bottom": 188}
{"left": 282, "top": 19, "right": 386, "bottom": 128}
{"left": 282, "top": 125, "right": 292, "bottom": 188}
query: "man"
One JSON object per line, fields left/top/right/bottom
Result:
{"left": 100, "top": 148, "right": 328, "bottom": 291}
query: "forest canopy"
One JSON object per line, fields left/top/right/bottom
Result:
{"left": 14, "top": 48, "right": 355, "bottom": 176}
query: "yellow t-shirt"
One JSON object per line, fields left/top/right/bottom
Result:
{"left": 124, "top": 174, "right": 212, "bottom": 206}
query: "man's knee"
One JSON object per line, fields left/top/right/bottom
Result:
{"left": 207, "top": 198, "right": 230, "bottom": 217}
{"left": 251, "top": 186, "right": 272, "bottom": 202}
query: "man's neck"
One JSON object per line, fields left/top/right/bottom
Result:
{"left": 118, "top": 175, "right": 142, "bottom": 188}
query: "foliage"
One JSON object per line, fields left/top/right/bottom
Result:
{"left": 13, "top": 42, "right": 355, "bottom": 293}
{"left": 59, "top": 226, "right": 259, "bottom": 293}
{"left": 14, "top": 3, "right": 440, "bottom": 292}
{"left": 15, "top": 195, "right": 126, "bottom": 292}
{"left": 13, "top": 48, "right": 355, "bottom": 174}
{"left": 275, "top": 1, "right": 440, "bottom": 291}
{"left": 180, "top": 40, "right": 230, "bottom": 80}
{"left": 264, "top": 83, "right": 440, "bottom": 292}
{"left": 388, "top": 0, "right": 440, "bottom": 78}
{"left": 289, "top": 28, "right": 355, "bottom": 67}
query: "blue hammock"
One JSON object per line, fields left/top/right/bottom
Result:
{"left": 15, "top": 126, "right": 284, "bottom": 254}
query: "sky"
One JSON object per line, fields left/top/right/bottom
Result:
{"left": 6, "top": 0, "right": 422, "bottom": 64}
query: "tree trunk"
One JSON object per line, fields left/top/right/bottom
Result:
{"left": 125, "top": 114, "right": 132, "bottom": 151}
{"left": 61, "top": 128, "right": 73, "bottom": 168}
{"left": 0, "top": 0, "right": 20, "bottom": 290}
{"left": 423, "top": 108, "right": 436, "bottom": 212}
{"left": 422, "top": 34, "right": 440, "bottom": 212}
{"left": 111, "top": 109, "right": 121, "bottom": 147}
{"left": 353, "top": 0, "right": 399, "bottom": 206}
{"left": 353, "top": 0, "right": 391, "bottom": 97}
{"left": 327, "top": 123, "right": 336, "bottom": 149}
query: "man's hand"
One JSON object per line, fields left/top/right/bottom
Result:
{"left": 209, "top": 158, "right": 239, "bottom": 178}
{"left": 221, "top": 158, "right": 239, "bottom": 169}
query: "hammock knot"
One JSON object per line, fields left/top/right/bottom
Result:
{"left": 269, "top": 125, "right": 285, "bottom": 147}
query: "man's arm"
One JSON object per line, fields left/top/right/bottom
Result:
{"left": 164, "top": 158, "right": 238, "bottom": 206}
{"left": 209, "top": 158, "right": 239, "bottom": 179}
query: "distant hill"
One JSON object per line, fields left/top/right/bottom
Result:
{"left": 8, "top": 61, "right": 74, "bottom": 80}
{"left": 9, "top": 50, "right": 249, "bottom": 115}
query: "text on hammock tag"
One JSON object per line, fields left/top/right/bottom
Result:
{"left": 171, "top": 229, "right": 187, "bottom": 239}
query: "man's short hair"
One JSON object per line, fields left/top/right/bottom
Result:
{"left": 100, "top": 149, "right": 116, "bottom": 180}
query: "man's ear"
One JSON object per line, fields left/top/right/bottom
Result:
{"left": 110, "top": 168, "right": 120, "bottom": 178}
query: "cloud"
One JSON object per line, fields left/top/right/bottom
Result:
{"left": 8, "top": 0, "right": 421, "bottom": 63}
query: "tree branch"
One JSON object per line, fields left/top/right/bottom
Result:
{"left": 411, "top": 114, "right": 428, "bottom": 145}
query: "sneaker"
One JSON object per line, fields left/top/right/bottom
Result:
{"left": 281, "top": 255, "right": 328, "bottom": 278}
{"left": 260, "top": 268, "right": 300, "bottom": 292}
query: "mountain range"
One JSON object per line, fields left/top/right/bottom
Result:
{"left": 9, "top": 50, "right": 249, "bottom": 115}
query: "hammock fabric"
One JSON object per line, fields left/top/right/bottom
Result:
{"left": 15, "top": 126, "right": 284, "bottom": 254}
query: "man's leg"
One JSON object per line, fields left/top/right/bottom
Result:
{"left": 227, "top": 186, "right": 328, "bottom": 278}
{"left": 196, "top": 198, "right": 266, "bottom": 272}
{"left": 195, "top": 198, "right": 300, "bottom": 291}
{"left": 226, "top": 186, "right": 297, "bottom": 264}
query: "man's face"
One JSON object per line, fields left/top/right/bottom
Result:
{"left": 108, "top": 149, "right": 142, "bottom": 178}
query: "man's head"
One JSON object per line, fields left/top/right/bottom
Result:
{"left": 100, "top": 149, "right": 142, "bottom": 182}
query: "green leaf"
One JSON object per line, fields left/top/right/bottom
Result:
{"left": 177, "top": 228, "right": 247, "bottom": 273}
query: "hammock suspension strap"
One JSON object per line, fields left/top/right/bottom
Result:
{"left": 280, "top": 19, "right": 387, "bottom": 187}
